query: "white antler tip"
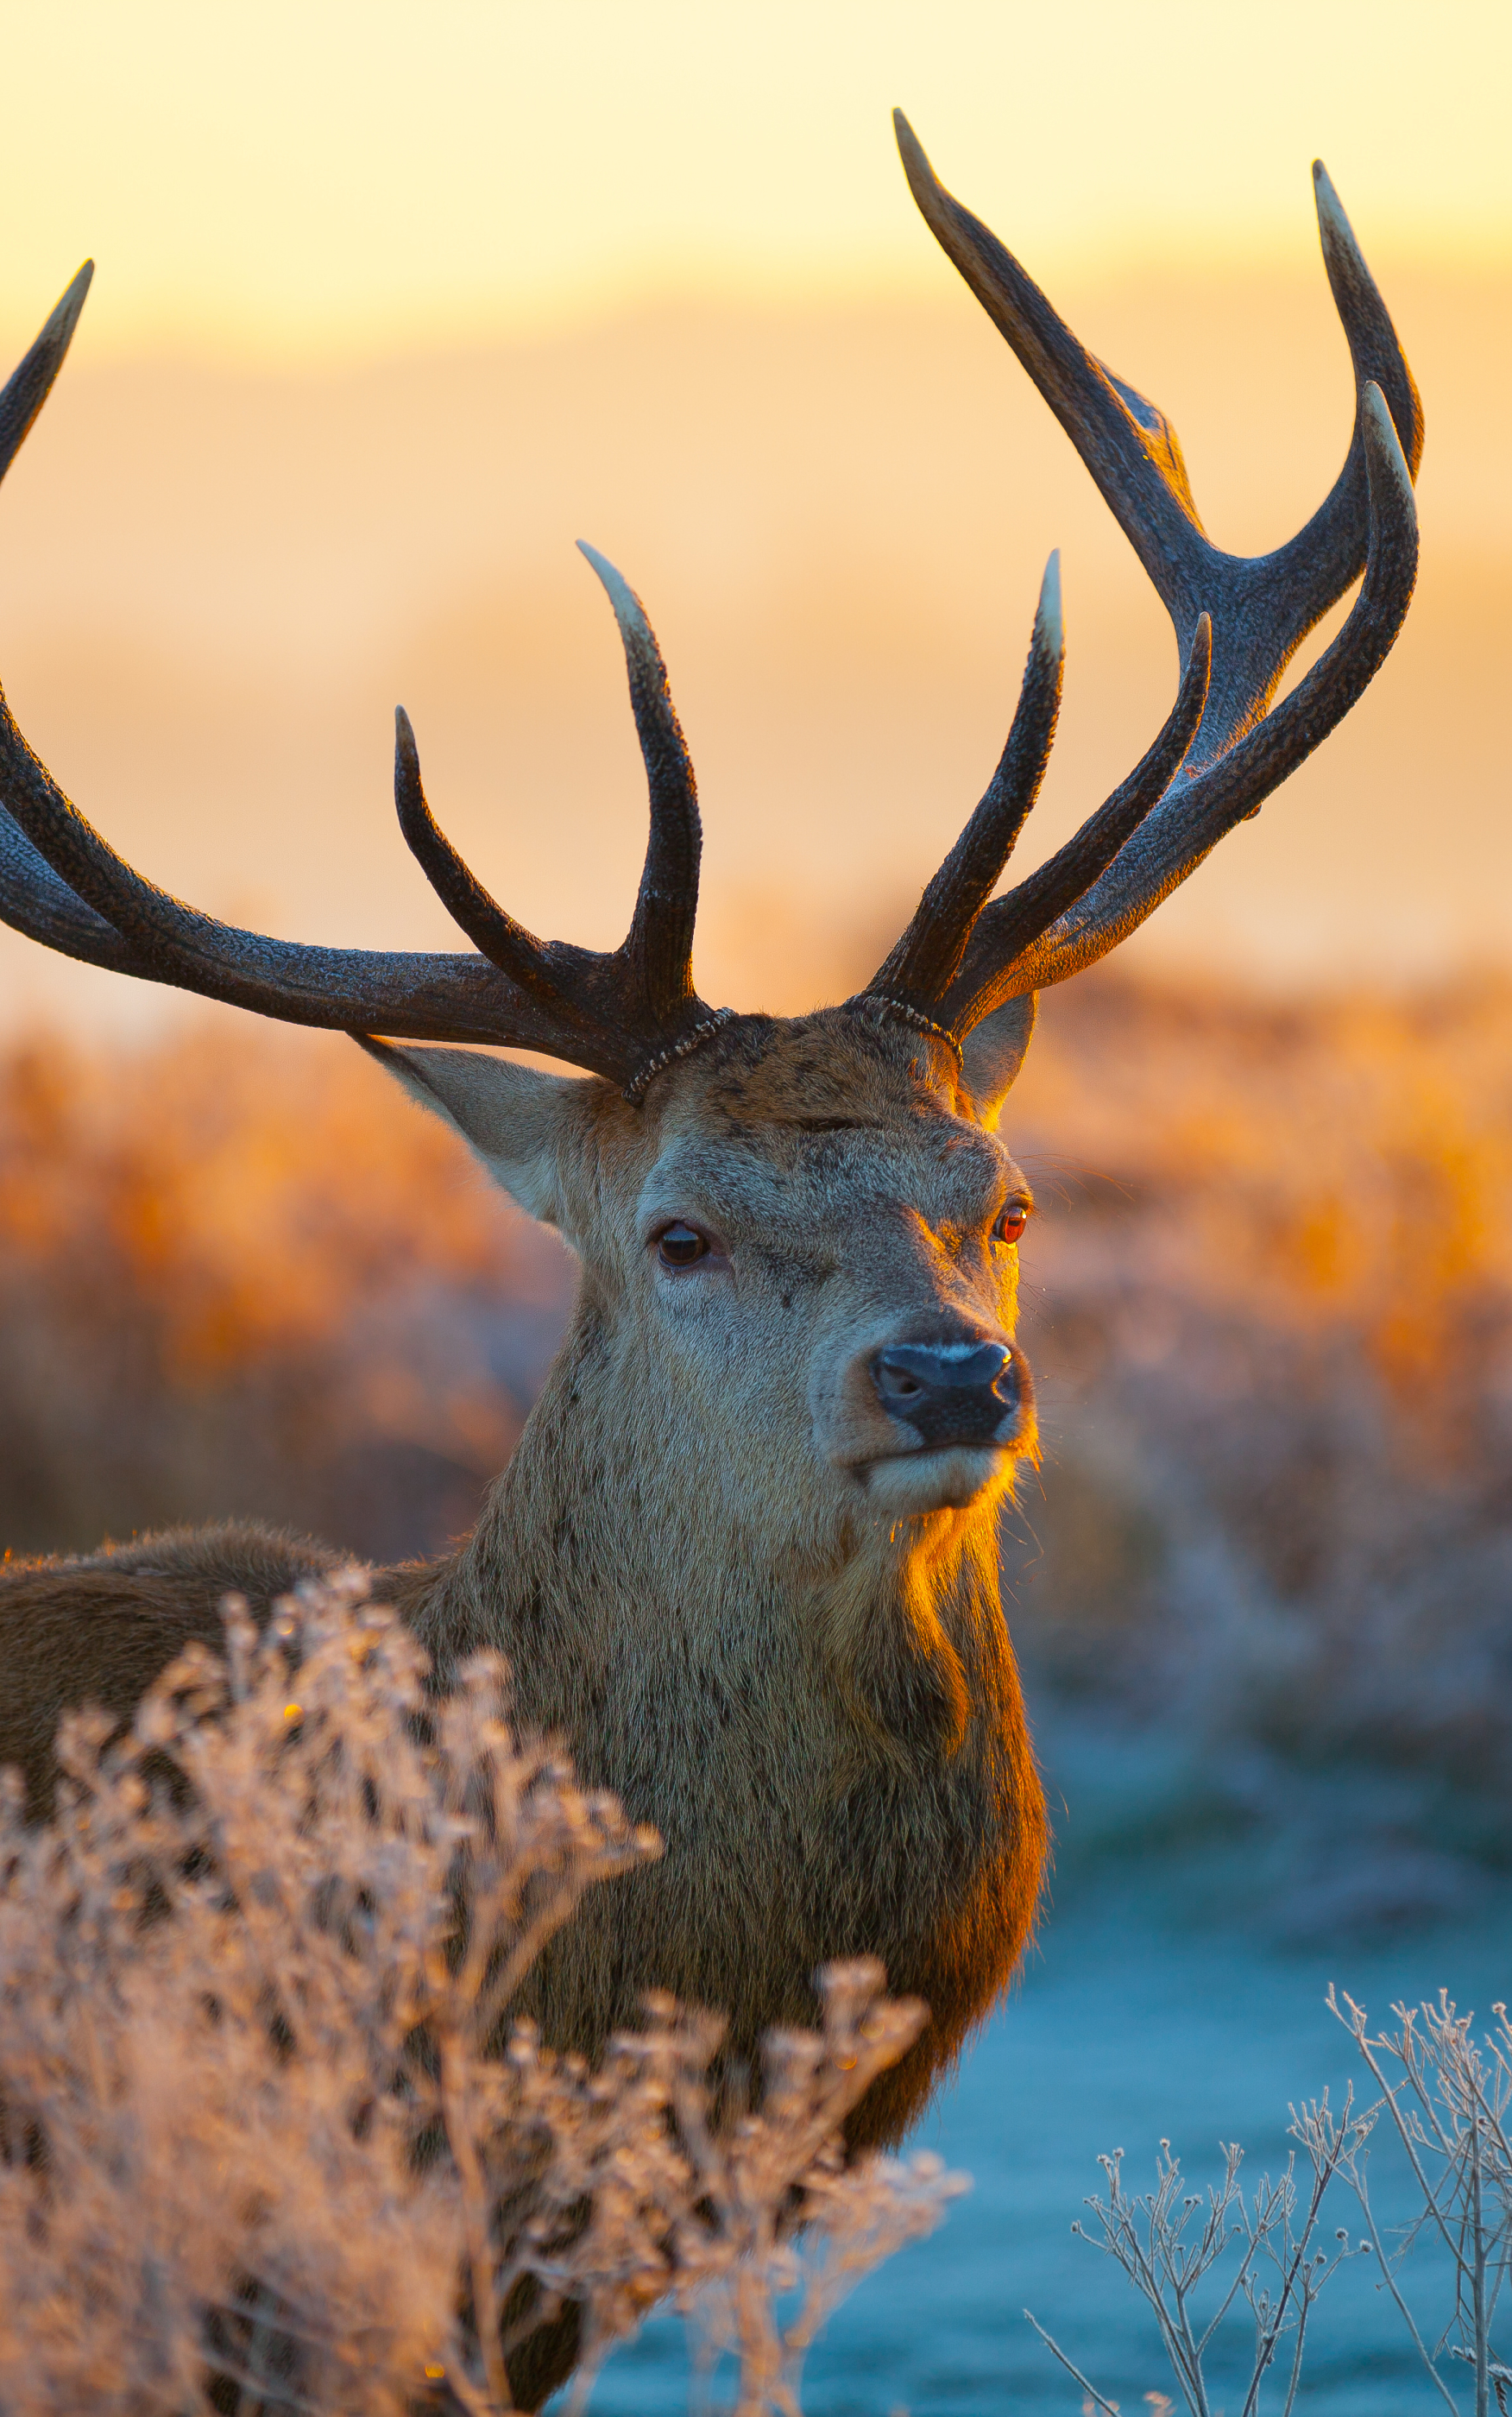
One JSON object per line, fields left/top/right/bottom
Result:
{"left": 1036, "top": 549, "right": 1064, "bottom": 657}
{"left": 576, "top": 538, "right": 641, "bottom": 622}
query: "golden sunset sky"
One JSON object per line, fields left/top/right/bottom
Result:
{"left": 3, "top": 0, "right": 1506, "bottom": 357}
{"left": 0, "top": 1, "right": 1506, "bottom": 1033}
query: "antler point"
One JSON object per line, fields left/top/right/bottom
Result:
{"left": 577, "top": 540, "right": 639, "bottom": 619}
{"left": 1311, "top": 160, "right": 1355, "bottom": 248}
{"left": 892, "top": 109, "right": 936, "bottom": 193}
{"left": 1036, "top": 550, "right": 1064, "bottom": 658}
{"left": 1360, "top": 379, "right": 1414, "bottom": 498}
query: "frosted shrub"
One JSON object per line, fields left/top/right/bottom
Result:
{"left": 0, "top": 1574, "right": 961, "bottom": 2416}
{"left": 1027, "top": 2096, "right": 1370, "bottom": 2417}
{"left": 1032, "top": 1989, "right": 1512, "bottom": 2417}
{"left": 1329, "top": 1988, "right": 1512, "bottom": 2417}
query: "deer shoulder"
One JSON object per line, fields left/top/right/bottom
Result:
{"left": 0, "top": 1524, "right": 345, "bottom": 1817}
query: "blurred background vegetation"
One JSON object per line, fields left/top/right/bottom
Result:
{"left": 5, "top": 967, "right": 1510, "bottom": 1937}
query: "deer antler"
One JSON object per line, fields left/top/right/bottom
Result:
{"left": 0, "top": 297, "right": 721, "bottom": 1096}
{"left": 0, "top": 119, "right": 1421, "bottom": 1097}
{"left": 863, "top": 116, "right": 1421, "bottom": 1038}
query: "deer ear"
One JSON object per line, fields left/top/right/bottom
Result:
{"left": 355, "top": 1038, "right": 584, "bottom": 1225}
{"left": 958, "top": 994, "right": 1037, "bottom": 1129}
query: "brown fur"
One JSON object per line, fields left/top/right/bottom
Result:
{"left": 0, "top": 1522, "right": 343, "bottom": 1817}
{"left": 0, "top": 1007, "right": 1049, "bottom": 2406}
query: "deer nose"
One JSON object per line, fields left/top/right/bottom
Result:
{"left": 872, "top": 1340, "right": 1020, "bottom": 1448}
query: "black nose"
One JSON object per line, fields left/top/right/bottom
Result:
{"left": 873, "top": 1340, "right": 1019, "bottom": 1448}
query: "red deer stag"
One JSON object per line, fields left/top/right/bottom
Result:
{"left": 0, "top": 113, "right": 1418, "bottom": 2405}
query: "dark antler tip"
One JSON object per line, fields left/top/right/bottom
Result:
{"left": 892, "top": 110, "right": 937, "bottom": 192}
{"left": 1361, "top": 380, "right": 1414, "bottom": 499}
{"left": 45, "top": 262, "right": 96, "bottom": 345}
{"left": 392, "top": 709, "right": 425, "bottom": 816}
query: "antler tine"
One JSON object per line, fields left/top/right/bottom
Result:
{"left": 0, "top": 685, "right": 593, "bottom": 1048}
{"left": 392, "top": 705, "right": 614, "bottom": 1045}
{"left": 0, "top": 262, "right": 140, "bottom": 976}
{"left": 1242, "top": 161, "right": 1424, "bottom": 685}
{"left": 893, "top": 114, "right": 1421, "bottom": 767}
{"left": 893, "top": 113, "right": 1208, "bottom": 633}
{"left": 0, "top": 262, "right": 93, "bottom": 487}
{"left": 577, "top": 542, "right": 703, "bottom": 1026}
{"left": 0, "top": 803, "right": 149, "bottom": 979}
{"left": 883, "top": 117, "right": 1421, "bottom": 1045}
{"left": 0, "top": 268, "right": 721, "bottom": 1092}
{"left": 961, "top": 385, "right": 1416, "bottom": 1002}
{"left": 937, "top": 612, "right": 1213, "bottom": 1032}
{"left": 867, "top": 552, "right": 1064, "bottom": 1013}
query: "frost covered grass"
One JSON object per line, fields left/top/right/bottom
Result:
{"left": 1032, "top": 1987, "right": 1512, "bottom": 2417}
{"left": 0, "top": 1572, "right": 961, "bottom": 2416}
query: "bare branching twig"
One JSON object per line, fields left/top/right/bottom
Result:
{"left": 0, "top": 1573, "right": 964, "bottom": 2416}
{"left": 1028, "top": 2096, "right": 1370, "bottom": 2414}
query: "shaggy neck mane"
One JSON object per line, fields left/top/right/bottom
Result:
{"left": 383, "top": 1291, "right": 1046, "bottom": 2148}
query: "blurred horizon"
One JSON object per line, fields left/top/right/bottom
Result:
{"left": 3, "top": 3, "right": 1507, "bottom": 369}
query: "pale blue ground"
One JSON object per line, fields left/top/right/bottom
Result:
{"left": 574, "top": 1721, "right": 1512, "bottom": 2415}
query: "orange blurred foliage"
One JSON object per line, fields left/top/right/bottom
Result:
{"left": 1002, "top": 975, "right": 1512, "bottom": 1810}
{"left": 3, "top": 975, "right": 1511, "bottom": 1811}
{"left": 0, "top": 1026, "right": 571, "bottom": 1559}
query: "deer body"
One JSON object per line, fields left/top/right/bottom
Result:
{"left": 0, "top": 108, "right": 1421, "bottom": 2411}
{"left": 0, "top": 1007, "right": 1048, "bottom": 2153}
{"left": 387, "top": 1010, "right": 1047, "bottom": 2146}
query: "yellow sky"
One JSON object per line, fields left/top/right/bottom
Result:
{"left": 2, "top": 0, "right": 1508, "bottom": 362}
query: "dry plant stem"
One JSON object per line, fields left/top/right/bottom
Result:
{"left": 1021, "top": 2308, "right": 1121, "bottom": 2414}
{"left": 1330, "top": 1989, "right": 1512, "bottom": 2417}
{"left": 440, "top": 2024, "right": 514, "bottom": 2417}
{"left": 0, "top": 1571, "right": 961, "bottom": 2417}
{"left": 1344, "top": 2161, "right": 1460, "bottom": 2416}
{"left": 1030, "top": 2098, "right": 1367, "bottom": 2417}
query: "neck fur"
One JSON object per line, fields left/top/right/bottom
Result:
{"left": 396, "top": 1297, "right": 1045, "bottom": 2145}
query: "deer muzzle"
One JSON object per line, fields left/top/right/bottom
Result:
{"left": 872, "top": 1338, "right": 1023, "bottom": 1450}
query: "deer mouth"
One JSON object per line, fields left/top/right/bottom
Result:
{"left": 860, "top": 1442, "right": 1016, "bottom": 1516}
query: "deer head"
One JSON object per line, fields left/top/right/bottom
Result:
{"left": 0, "top": 118, "right": 1420, "bottom": 1551}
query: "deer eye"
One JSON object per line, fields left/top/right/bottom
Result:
{"left": 993, "top": 1201, "right": 1030, "bottom": 1246}
{"left": 656, "top": 1222, "right": 712, "bottom": 1269}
